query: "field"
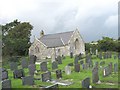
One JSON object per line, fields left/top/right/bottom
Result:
{"left": 1, "top": 53, "right": 119, "bottom": 89}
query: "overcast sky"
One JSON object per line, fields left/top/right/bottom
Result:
{"left": 0, "top": 0, "right": 118, "bottom": 42}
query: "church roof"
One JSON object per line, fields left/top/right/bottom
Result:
{"left": 39, "top": 31, "right": 74, "bottom": 48}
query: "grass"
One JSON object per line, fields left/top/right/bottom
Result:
{"left": 2, "top": 54, "right": 119, "bottom": 88}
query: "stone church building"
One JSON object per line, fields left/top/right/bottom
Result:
{"left": 29, "top": 29, "right": 85, "bottom": 61}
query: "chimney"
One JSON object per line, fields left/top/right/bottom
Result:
{"left": 40, "top": 30, "right": 44, "bottom": 38}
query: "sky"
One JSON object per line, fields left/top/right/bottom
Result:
{"left": 0, "top": 0, "right": 119, "bottom": 43}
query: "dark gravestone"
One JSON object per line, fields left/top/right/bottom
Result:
{"left": 108, "top": 62, "right": 112, "bottom": 74}
{"left": 86, "top": 55, "right": 91, "bottom": 63}
{"left": 41, "top": 71, "right": 51, "bottom": 82}
{"left": 56, "top": 70, "right": 62, "bottom": 79}
{"left": 114, "top": 55, "right": 117, "bottom": 59}
{"left": 10, "top": 62, "right": 18, "bottom": 71}
{"left": 29, "top": 55, "right": 37, "bottom": 64}
{"left": 82, "top": 77, "right": 90, "bottom": 88}
{"left": 21, "top": 58, "right": 28, "bottom": 68}
{"left": 2, "top": 79, "right": 11, "bottom": 88}
{"left": 2, "top": 70, "right": 8, "bottom": 80}
{"left": 52, "top": 61, "right": 58, "bottom": 70}
{"left": 13, "top": 69, "right": 25, "bottom": 79}
{"left": 82, "top": 64, "right": 85, "bottom": 70}
{"left": 22, "top": 76, "right": 34, "bottom": 85}
{"left": 56, "top": 56, "right": 62, "bottom": 64}
{"left": 99, "top": 52, "right": 102, "bottom": 60}
{"left": 74, "top": 64, "right": 80, "bottom": 72}
{"left": 74, "top": 55, "right": 79, "bottom": 64}
{"left": 92, "top": 67, "right": 99, "bottom": 83}
{"left": 40, "top": 62, "right": 48, "bottom": 72}
{"left": 114, "top": 63, "right": 118, "bottom": 73}
{"left": 68, "top": 63, "right": 73, "bottom": 66}
{"left": 28, "top": 64, "right": 36, "bottom": 76}
{"left": 80, "top": 60, "right": 84, "bottom": 65}
{"left": 70, "top": 52, "right": 73, "bottom": 58}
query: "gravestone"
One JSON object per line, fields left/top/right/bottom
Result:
{"left": 80, "top": 60, "right": 84, "bottom": 65}
{"left": 2, "top": 79, "right": 11, "bottom": 88}
{"left": 65, "top": 66, "right": 71, "bottom": 75}
{"left": 2, "top": 70, "right": 8, "bottom": 80}
{"left": 10, "top": 62, "right": 18, "bottom": 70}
{"left": 21, "top": 58, "right": 28, "bottom": 68}
{"left": 52, "top": 61, "right": 58, "bottom": 70}
{"left": 40, "top": 62, "right": 48, "bottom": 72}
{"left": 82, "top": 77, "right": 90, "bottom": 88}
{"left": 70, "top": 52, "right": 73, "bottom": 58}
{"left": 68, "top": 63, "right": 73, "bottom": 66}
{"left": 108, "top": 62, "right": 112, "bottom": 74}
{"left": 56, "top": 56, "right": 62, "bottom": 64}
{"left": 41, "top": 71, "right": 51, "bottom": 82}
{"left": 92, "top": 67, "right": 99, "bottom": 83}
{"left": 82, "top": 64, "right": 85, "bottom": 70}
{"left": 22, "top": 76, "right": 34, "bottom": 85}
{"left": 29, "top": 55, "right": 37, "bottom": 64}
{"left": 56, "top": 70, "right": 62, "bottom": 79}
{"left": 74, "top": 55, "right": 79, "bottom": 64}
{"left": 28, "top": 64, "right": 36, "bottom": 76}
{"left": 114, "top": 55, "right": 117, "bottom": 60}
{"left": 13, "top": 69, "right": 25, "bottom": 79}
{"left": 99, "top": 52, "right": 102, "bottom": 60}
{"left": 74, "top": 64, "right": 80, "bottom": 72}
{"left": 114, "top": 63, "right": 118, "bottom": 73}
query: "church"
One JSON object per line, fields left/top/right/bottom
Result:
{"left": 29, "top": 28, "right": 85, "bottom": 61}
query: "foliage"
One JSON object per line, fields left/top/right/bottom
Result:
{"left": 85, "top": 37, "right": 119, "bottom": 52}
{"left": 2, "top": 20, "right": 33, "bottom": 56}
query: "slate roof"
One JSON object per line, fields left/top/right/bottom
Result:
{"left": 39, "top": 31, "right": 74, "bottom": 48}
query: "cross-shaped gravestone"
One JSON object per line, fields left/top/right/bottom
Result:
{"left": 22, "top": 76, "right": 34, "bottom": 85}
{"left": 52, "top": 61, "right": 58, "bottom": 70}
{"left": 56, "top": 70, "right": 62, "bottom": 79}
{"left": 74, "top": 64, "right": 80, "bottom": 72}
{"left": 92, "top": 67, "right": 99, "bottom": 83}
{"left": 28, "top": 64, "right": 36, "bottom": 76}
{"left": 10, "top": 62, "right": 18, "bottom": 71}
{"left": 40, "top": 62, "right": 48, "bottom": 72}
{"left": 41, "top": 71, "right": 51, "bottom": 82}
{"left": 65, "top": 66, "right": 71, "bottom": 75}
{"left": 21, "top": 58, "right": 28, "bottom": 68}
{"left": 2, "top": 79, "right": 11, "bottom": 88}
{"left": 82, "top": 77, "right": 90, "bottom": 88}
{"left": 13, "top": 69, "right": 25, "bottom": 79}
{"left": 29, "top": 55, "right": 37, "bottom": 64}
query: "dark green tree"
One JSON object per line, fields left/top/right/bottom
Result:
{"left": 2, "top": 20, "right": 33, "bottom": 56}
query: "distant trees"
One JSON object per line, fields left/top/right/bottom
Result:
{"left": 2, "top": 20, "right": 33, "bottom": 56}
{"left": 85, "top": 37, "right": 119, "bottom": 52}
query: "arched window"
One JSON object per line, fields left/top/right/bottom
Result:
{"left": 35, "top": 46, "right": 39, "bottom": 53}
{"left": 75, "top": 39, "right": 79, "bottom": 50}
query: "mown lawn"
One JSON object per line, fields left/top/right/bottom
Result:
{"left": 2, "top": 54, "right": 119, "bottom": 89}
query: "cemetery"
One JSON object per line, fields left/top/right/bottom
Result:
{"left": 1, "top": 51, "right": 119, "bottom": 89}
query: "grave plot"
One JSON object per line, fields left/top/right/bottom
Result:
{"left": 2, "top": 52, "right": 118, "bottom": 88}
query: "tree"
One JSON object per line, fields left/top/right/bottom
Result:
{"left": 2, "top": 20, "right": 33, "bottom": 56}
